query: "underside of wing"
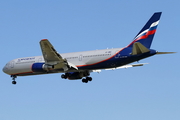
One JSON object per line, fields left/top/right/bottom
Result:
{"left": 105, "top": 63, "right": 149, "bottom": 70}
{"left": 91, "top": 63, "right": 149, "bottom": 73}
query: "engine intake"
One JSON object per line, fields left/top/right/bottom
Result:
{"left": 32, "top": 63, "right": 54, "bottom": 72}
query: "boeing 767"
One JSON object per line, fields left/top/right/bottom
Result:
{"left": 2, "top": 12, "right": 175, "bottom": 84}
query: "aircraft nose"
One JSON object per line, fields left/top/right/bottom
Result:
{"left": 2, "top": 65, "right": 8, "bottom": 74}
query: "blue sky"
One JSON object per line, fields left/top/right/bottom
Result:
{"left": 0, "top": 0, "right": 180, "bottom": 120}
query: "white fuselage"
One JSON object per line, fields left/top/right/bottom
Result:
{"left": 3, "top": 48, "right": 123, "bottom": 76}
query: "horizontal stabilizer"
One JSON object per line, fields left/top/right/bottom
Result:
{"left": 131, "top": 42, "right": 150, "bottom": 55}
{"left": 156, "top": 52, "right": 176, "bottom": 55}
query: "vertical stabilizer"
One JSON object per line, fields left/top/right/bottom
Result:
{"left": 127, "top": 12, "right": 162, "bottom": 48}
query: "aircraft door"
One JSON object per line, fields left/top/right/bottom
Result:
{"left": 79, "top": 55, "right": 82, "bottom": 61}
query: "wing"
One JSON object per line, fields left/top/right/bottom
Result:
{"left": 105, "top": 63, "right": 149, "bottom": 70}
{"left": 40, "top": 39, "right": 78, "bottom": 71}
{"left": 92, "top": 63, "right": 148, "bottom": 73}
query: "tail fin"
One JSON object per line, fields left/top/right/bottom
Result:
{"left": 127, "top": 12, "right": 162, "bottom": 48}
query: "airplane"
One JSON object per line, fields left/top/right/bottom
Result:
{"left": 2, "top": 12, "right": 175, "bottom": 85}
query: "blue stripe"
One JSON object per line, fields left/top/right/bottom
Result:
{"left": 77, "top": 48, "right": 157, "bottom": 70}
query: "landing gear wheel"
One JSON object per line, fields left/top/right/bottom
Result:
{"left": 82, "top": 78, "right": 88, "bottom": 83}
{"left": 61, "top": 74, "right": 67, "bottom": 79}
{"left": 11, "top": 75, "right": 17, "bottom": 85}
{"left": 86, "top": 77, "right": 92, "bottom": 81}
{"left": 12, "top": 81, "right": 17, "bottom": 85}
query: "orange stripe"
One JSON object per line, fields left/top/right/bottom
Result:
{"left": 11, "top": 71, "right": 33, "bottom": 75}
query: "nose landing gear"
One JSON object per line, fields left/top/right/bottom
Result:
{"left": 11, "top": 75, "right": 17, "bottom": 85}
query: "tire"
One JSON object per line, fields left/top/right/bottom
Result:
{"left": 82, "top": 78, "right": 88, "bottom": 83}
{"left": 61, "top": 74, "right": 67, "bottom": 79}
{"left": 86, "top": 77, "right": 92, "bottom": 81}
{"left": 12, "top": 81, "right": 17, "bottom": 85}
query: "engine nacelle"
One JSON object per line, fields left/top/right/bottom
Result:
{"left": 32, "top": 63, "right": 54, "bottom": 72}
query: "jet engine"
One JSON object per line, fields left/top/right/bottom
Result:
{"left": 32, "top": 63, "right": 54, "bottom": 72}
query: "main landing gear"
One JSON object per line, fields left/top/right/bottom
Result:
{"left": 11, "top": 75, "right": 17, "bottom": 85}
{"left": 82, "top": 77, "right": 92, "bottom": 83}
{"left": 61, "top": 74, "right": 92, "bottom": 83}
{"left": 61, "top": 74, "right": 67, "bottom": 79}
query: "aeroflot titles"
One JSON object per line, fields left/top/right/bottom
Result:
{"left": 18, "top": 57, "right": 35, "bottom": 62}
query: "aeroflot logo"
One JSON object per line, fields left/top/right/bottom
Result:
{"left": 18, "top": 57, "right": 35, "bottom": 62}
